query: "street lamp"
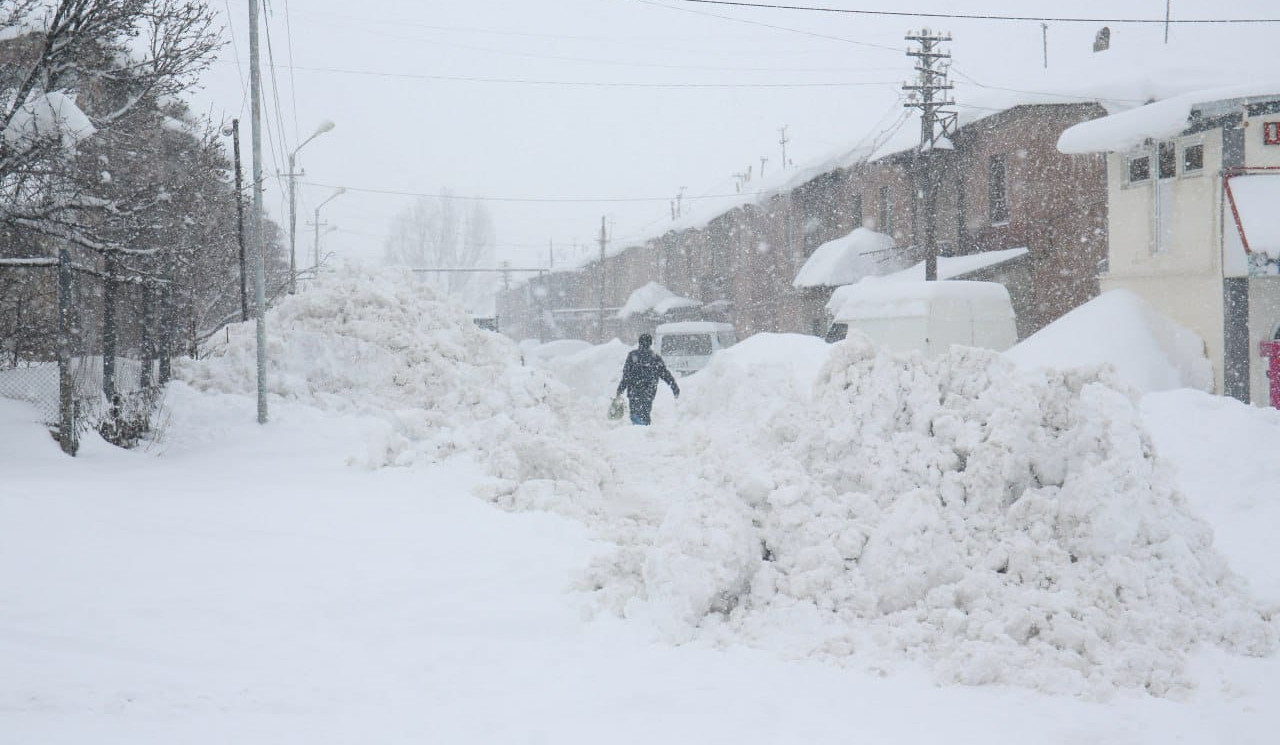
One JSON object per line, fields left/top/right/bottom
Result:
{"left": 288, "top": 119, "right": 336, "bottom": 293}
{"left": 314, "top": 187, "right": 345, "bottom": 273}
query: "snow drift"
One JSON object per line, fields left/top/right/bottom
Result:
{"left": 175, "top": 270, "right": 613, "bottom": 520}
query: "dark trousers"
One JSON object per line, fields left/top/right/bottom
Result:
{"left": 627, "top": 390, "right": 655, "bottom": 425}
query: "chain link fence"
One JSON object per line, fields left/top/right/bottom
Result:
{"left": 1, "top": 251, "right": 170, "bottom": 454}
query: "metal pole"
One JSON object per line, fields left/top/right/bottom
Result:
{"left": 249, "top": 0, "right": 268, "bottom": 424}
{"left": 57, "top": 248, "right": 77, "bottom": 455}
{"left": 287, "top": 150, "right": 297, "bottom": 294}
{"left": 314, "top": 205, "right": 321, "bottom": 271}
{"left": 231, "top": 119, "right": 248, "bottom": 321}
{"left": 101, "top": 253, "right": 116, "bottom": 400}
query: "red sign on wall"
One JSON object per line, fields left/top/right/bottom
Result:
{"left": 1265, "top": 121, "right": 1280, "bottom": 145}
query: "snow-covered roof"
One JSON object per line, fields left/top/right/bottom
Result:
{"left": 655, "top": 321, "right": 734, "bottom": 334}
{"left": 616, "top": 281, "right": 700, "bottom": 319}
{"left": 2, "top": 91, "right": 95, "bottom": 150}
{"left": 832, "top": 280, "right": 1014, "bottom": 322}
{"left": 826, "top": 247, "right": 1028, "bottom": 314}
{"left": 1059, "top": 83, "right": 1280, "bottom": 154}
{"left": 792, "top": 227, "right": 896, "bottom": 288}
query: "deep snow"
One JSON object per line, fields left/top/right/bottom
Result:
{"left": 3, "top": 269, "right": 1279, "bottom": 742}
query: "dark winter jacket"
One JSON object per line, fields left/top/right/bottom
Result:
{"left": 616, "top": 348, "right": 679, "bottom": 401}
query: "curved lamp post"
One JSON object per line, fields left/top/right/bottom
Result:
{"left": 288, "top": 119, "right": 335, "bottom": 293}
{"left": 313, "top": 187, "right": 345, "bottom": 272}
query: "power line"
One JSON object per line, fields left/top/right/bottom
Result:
{"left": 323, "top": 24, "right": 902, "bottom": 74}
{"left": 264, "top": 62, "right": 898, "bottom": 88}
{"left": 299, "top": 181, "right": 776, "bottom": 203}
{"left": 678, "top": 0, "right": 1280, "bottom": 24}
{"left": 638, "top": 0, "right": 902, "bottom": 51}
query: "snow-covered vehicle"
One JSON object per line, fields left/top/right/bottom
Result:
{"left": 654, "top": 321, "right": 737, "bottom": 376}
{"left": 825, "top": 280, "right": 1017, "bottom": 355}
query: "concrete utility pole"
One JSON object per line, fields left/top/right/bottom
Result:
{"left": 1041, "top": 23, "right": 1048, "bottom": 68}
{"left": 1164, "top": 1, "right": 1172, "bottom": 44}
{"left": 778, "top": 125, "right": 790, "bottom": 169}
{"left": 248, "top": 0, "right": 268, "bottom": 424}
{"left": 597, "top": 216, "right": 607, "bottom": 343}
{"left": 903, "top": 29, "right": 956, "bottom": 282}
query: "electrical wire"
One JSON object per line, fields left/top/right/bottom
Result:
{"left": 298, "top": 181, "right": 777, "bottom": 203}
{"left": 678, "top": 0, "right": 1280, "bottom": 24}
{"left": 637, "top": 0, "right": 902, "bottom": 51}
{"left": 266, "top": 62, "right": 897, "bottom": 88}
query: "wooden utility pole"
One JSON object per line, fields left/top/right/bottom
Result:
{"left": 904, "top": 29, "right": 956, "bottom": 281}
{"left": 230, "top": 118, "right": 248, "bottom": 321}
{"left": 778, "top": 125, "right": 789, "bottom": 169}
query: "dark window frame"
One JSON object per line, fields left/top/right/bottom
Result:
{"left": 1182, "top": 142, "right": 1204, "bottom": 174}
{"left": 988, "top": 154, "right": 1009, "bottom": 224}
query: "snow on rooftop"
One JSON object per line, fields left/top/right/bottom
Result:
{"left": 616, "top": 281, "right": 700, "bottom": 320}
{"left": 826, "top": 248, "right": 1028, "bottom": 315}
{"left": 654, "top": 321, "right": 733, "bottom": 334}
{"left": 2, "top": 91, "right": 95, "bottom": 150}
{"left": 793, "top": 227, "right": 896, "bottom": 289}
{"left": 831, "top": 279, "right": 1014, "bottom": 321}
{"left": 1059, "top": 82, "right": 1280, "bottom": 154}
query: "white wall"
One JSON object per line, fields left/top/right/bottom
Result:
{"left": 1102, "top": 132, "right": 1226, "bottom": 391}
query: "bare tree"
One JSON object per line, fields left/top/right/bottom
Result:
{"left": 384, "top": 192, "right": 498, "bottom": 312}
{"left": 0, "top": 0, "right": 222, "bottom": 256}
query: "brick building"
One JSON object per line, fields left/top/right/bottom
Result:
{"left": 497, "top": 102, "right": 1108, "bottom": 345}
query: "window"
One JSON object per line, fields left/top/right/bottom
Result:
{"left": 1158, "top": 141, "right": 1177, "bottom": 179}
{"left": 989, "top": 155, "right": 1009, "bottom": 224}
{"left": 1183, "top": 143, "right": 1204, "bottom": 174}
{"left": 661, "top": 334, "right": 712, "bottom": 356}
{"left": 1126, "top": 154, "right": 1151, "bottom": 184}
{"left": 877, "top": 185, "right": 892, "bottom": 232}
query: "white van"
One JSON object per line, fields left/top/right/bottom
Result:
{"left": 825, "top": 280, "right": 1017, "bottom": 355}
{"left": 654, "top": 321, "right": 737, "bottom": 376}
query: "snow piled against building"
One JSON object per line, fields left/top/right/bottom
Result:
{"left": 582, "top": 336, "right": 1275, "bottom": 698}
{"left": 1006, "top": 290, "right": 1213, "bottom": 393}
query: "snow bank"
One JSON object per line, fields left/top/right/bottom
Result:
{"left": 586, "top": 336, "right": 1274, "bottom": 698}
{"left": 175, "top": 269, "right": 613, "bottom": 520}
{"left": 1006, "top": 290, "right": 1213, "bottom": 394}
{"left": 532, "top": 338, "right": 631, "bottom": 400}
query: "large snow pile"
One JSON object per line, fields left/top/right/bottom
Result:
{"left": 175, "top": 270, "right": 612, "bottom": 517}
{"left": 585, "top": 335, "right": 1275, "bottom": 698}
{"left": 1006, "top": 290, "right": 1213, "bottom": 394}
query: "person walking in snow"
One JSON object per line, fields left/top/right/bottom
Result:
{"left": 614, "top": 333, "right": 679, "bottom": 426}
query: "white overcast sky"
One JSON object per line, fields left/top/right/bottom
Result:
{"left": 189, "top": 1, "right": 1280, "bottom": 270}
